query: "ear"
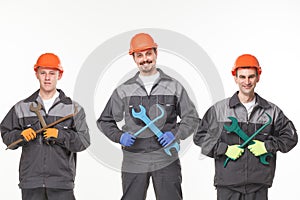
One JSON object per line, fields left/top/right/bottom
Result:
{"left": 58, "top": 72, "right": 63, "bottom": 80}
{"left": 132, "top": 54, "right": 139, "bottom": 64}
{"left": 234, "top": 75, "right": 238, "bottom": 84}
{"left": 256, "top": 75, "right": 260, "bottom": 83}
{"left": 35, "top": 71, "right": 39, "bottom": 79}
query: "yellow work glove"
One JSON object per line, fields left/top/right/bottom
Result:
{"left": 247, "top": 139, "right": 267, "bottom": 156}
{"left": 225, "top": 144, "right": 244, "bottom": 160}
{"left": 44, "top": 128, "right": 59, "bottom": 139}
{"left": 21, "top": 128, "right": 37, "bottom": 141}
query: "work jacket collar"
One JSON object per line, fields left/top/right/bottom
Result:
{"left": 125, "top": 68, "right": 173, "bottom": 85}
{"left": 229, "top": 91, "right": 270, "bottom": 109}
{"left": 24, "top": 89, "right": 72, "bottom": 104}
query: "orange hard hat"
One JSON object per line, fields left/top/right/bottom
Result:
{"left": 231, "top": 54, "right": 261, "bottom": 76}
{"left": 129, "top": 33, "right": 158, "bottom": 55}
{"left": 34, "top": 53, "right": 64, "bottom": 73}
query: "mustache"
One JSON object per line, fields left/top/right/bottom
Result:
{"left": 139, "top": 60, "right": 152, "bottom": 65}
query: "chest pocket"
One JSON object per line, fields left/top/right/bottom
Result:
{"left": 22, "top": 117, "right": 42, "bottom": 130}
{"left": 53, "top": 117, "right": 74, "bottom": 130}
{"left": 157, "top": 95, "right": 177, "bottom": 123}
{"left": 253, "top": 124, "right": 272, "bottom": 141}
{"left": 128, "top": 95, "right": 178, "bottom": 126}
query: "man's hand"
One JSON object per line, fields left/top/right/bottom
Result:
{"left": 248, "top": 139, "right": 267, "bottom": 156}
{"left": 44, "top": 128, "right": 59, "bottom": 139}
{"left": 21, "top": 128, "right": 37, "bottom": 141}
{"left": 225, "top": 144, "right": 244, "bottom": 160}
{"left": 158, "top": 131, "right": 175, "bottom": 147}
{"left": 120, "top": 132, "right": 136, "bottom": 147}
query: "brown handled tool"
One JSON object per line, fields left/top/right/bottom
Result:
{"left": 6, "top": 105, "right": 78, "bottom": 150}
{"left": 31, "top": 102, "right": 52, "bottom": 144}
{"left": 30, "top": 102, "right": 47, "bottom": 128}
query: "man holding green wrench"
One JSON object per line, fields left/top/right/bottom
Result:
{"left": 194, "top": 54, "right": 298, "bottom": 200}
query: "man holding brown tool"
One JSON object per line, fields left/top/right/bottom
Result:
{"left": 193, "top": 54, "right": 298, "bottom": 200}
{"left": 0, "top": 53, "right": 90, "bottom": 200}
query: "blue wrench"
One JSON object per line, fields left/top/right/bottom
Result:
{"left": 132, "top": 104, "right": 180, "bottom": 156}
{"left": 132, "top": 104, "right": 164, "bottom": 137}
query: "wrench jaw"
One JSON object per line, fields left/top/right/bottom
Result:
{"left": 131, "top": 105, "right": 147, "bottom": 119}
{"left": 223, "top": 117, "right": 239, "bottom": 133}
{"left": 164, "top": 142, "right": 180, "bottom": 156}
{"left": 259, "top": 153, "right": 273, "bottom": 165}
{"left": 30, "top": 102, "right": 42, "bottom": 111}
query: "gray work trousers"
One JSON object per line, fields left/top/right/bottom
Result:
{"left": 121, "top": 159, "right": 182, "bottom": 200}
{"left": 22, "top": 188, "right": 75, "bottom": 200}
{"left": 217, "top": 186, "right": 268, "bottom": 200}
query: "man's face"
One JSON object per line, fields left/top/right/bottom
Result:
{"left": 35, "top": 67, "right": 62, "bottom": 93}
{"left": 133, "top": 48, "right": 157, "bottom": 76}
{"left": 234, "top": 67, "right": 259, "bottom": 96}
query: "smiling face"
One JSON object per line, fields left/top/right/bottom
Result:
{"left": 133, "top": 48, "right": 158, "bottom": 76}
{"left": 35, "top": 67, "right": 62, "bottom": 98}
{"left": 234, "top": 67, "right": 260, "bottom": 101}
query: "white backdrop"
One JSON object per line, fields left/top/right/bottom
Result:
{"left": 1, "top": 0, "right": 299, "bottom": 199}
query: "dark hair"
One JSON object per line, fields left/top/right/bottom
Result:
{"left": 132, "top": 48, "right": 157, "bottom": 57}
{"left": 235, "top": 66, "right": 259, "bottom": 77}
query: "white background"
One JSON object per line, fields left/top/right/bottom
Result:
{"left": 1, "top": 0, "right": 300, "bottom": 199}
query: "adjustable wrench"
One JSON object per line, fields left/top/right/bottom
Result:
{"left": 132, "top": 104, "right": 180, "bottom": 156}
{"left": 223, "top": 113, "right": 273, "bottom": 167}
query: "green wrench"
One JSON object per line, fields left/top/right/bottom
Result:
{"left": 223, "top": 113, "right": 273, "bottom": 167}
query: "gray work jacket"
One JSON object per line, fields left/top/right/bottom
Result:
{"left": 194, "top": 92, "right": 297, "bottom": 188}
{"left": 97, "top": 69, "right": 200, "bottom": 172}
{"left": 1, "top": 89, "right": 90, "bottom": 189}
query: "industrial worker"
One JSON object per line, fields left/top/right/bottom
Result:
{"left": 193, "top": 54, "right": 298, "bottom": 200}
{"left": 97, "top": 33, "right": 200, "bottom": 200}
{"left": 1, "top": 53, "right": 90, "bottom": 200}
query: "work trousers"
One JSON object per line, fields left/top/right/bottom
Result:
{"left": 121, "top": 159, "right": 182, "bottom": 200}
{"left": 22, "top": 187, "right": 75, "bottom": 200}
{"left": 217, "top": 186, "right": 268, "bottom": 200}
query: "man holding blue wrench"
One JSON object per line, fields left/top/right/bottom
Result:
{"left": 194, "top": 54, "right": 298, "bottom": 200}
{"left": 97, "top": 33, "right": 199, "bottom": 200}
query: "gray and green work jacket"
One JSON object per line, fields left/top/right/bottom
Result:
{"left": 194, "top": 92, "right": 297, "bottom": 190}
{"left": 97, "top": 69, "right": 200, "bottom": 173}
{"left": 1, "top": 89, "right": 90, "bottom": 189}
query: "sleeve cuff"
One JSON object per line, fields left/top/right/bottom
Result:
{"left": 216, "top": 142, "right": 228, "bottom": 156}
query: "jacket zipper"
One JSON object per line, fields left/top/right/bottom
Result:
{"left": 244, "top": 104, "right": 259, "bottom": 187}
